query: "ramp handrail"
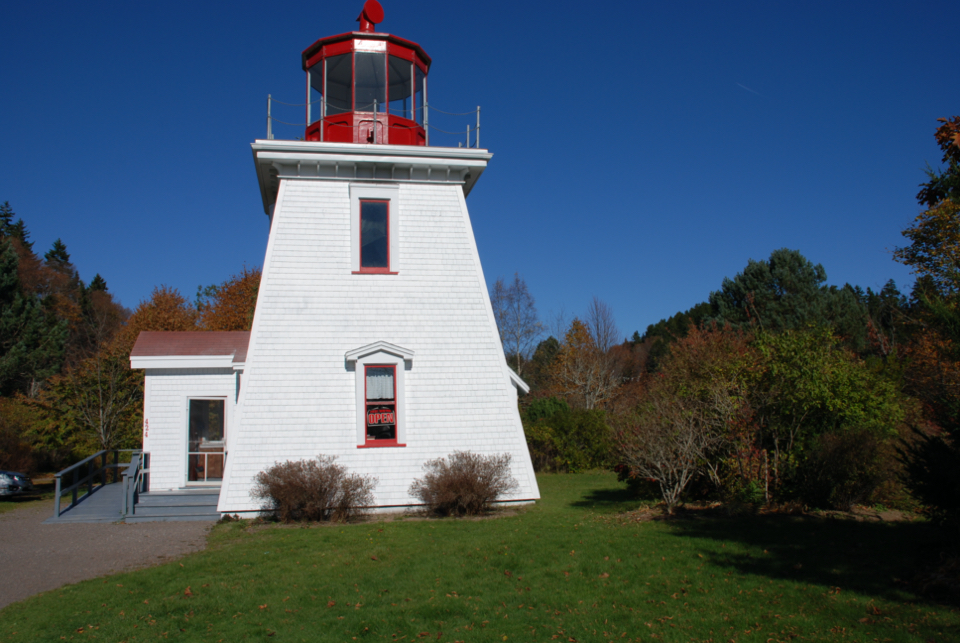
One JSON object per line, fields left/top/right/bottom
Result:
{"left": 53, "top": 449, "right": 141, "bottom": 519}
{"left": 122, "top": 452, "right": 150, "bottom": 517}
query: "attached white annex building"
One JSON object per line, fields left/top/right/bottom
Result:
{"left": 130, "top": 1, "right": 539, "bottom": 516}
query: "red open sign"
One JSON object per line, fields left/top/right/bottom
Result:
{"left": 367, "top": 408, "right": 395, "bottom": 426}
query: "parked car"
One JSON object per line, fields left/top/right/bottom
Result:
{"left": 0, "top": 470, "right": 34, "bottom": 496}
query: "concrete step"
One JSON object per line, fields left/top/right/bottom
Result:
{"left": 47, "top": 513, "right": 124, "bottom": 524}
{"left": 125, "top": 513, "right": 220, "bottom": 523}
{"left": 131, "top": 504, "right": 220, "bottom": 517}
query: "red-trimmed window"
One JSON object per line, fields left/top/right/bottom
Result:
{"left": 364, "top": 365, "right": 397, "bottom": 444}
{"left": 359, "top": 200, "right": 390, "bottom": 272}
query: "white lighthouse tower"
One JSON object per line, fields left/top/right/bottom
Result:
{"left": 215, "top": 1, "right": 540, "bottom": 513}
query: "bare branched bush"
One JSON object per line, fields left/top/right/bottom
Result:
{"left": 616, "top": 394, "right": 725, "bottom": 511}
{"left": 615, "top": 324, "right": 754, "bottom": 512}
{"left": 409, "top": 451, "right": 519, "bottom": 516}
{"left": 251, "top": 455, "right": 377, "bottom": 523}
{"left": 490, "top": 274, "right": 543, "bottom": 376}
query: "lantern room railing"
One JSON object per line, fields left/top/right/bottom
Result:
{"left": 264, "top": 95, "right": 482, "bottom": 149}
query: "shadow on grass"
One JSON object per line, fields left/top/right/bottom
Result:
{"left": 569, "top": 485, "right": 644, "bottom": 514}
{"left": 667, "top": 512, "right": 957, "bottom": 607}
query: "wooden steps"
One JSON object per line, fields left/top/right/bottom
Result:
{"left": 124, "top": 488, "right": 221, "bottom": 523}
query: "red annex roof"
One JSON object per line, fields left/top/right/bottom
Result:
{"left": 130, "top": 331, "right": 250, "bottom": 363}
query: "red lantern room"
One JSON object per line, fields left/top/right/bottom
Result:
{"left": 302, "top": 0, "right": 430, "bottom": 146}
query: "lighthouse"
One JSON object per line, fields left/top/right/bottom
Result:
{"left": 209, "top": 1, "right": 540, "bottom": 513}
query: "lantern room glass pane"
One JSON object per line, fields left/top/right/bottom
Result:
{"left": 308, "top": 67, "right": 323, "bottom": 124}
{"left": 360, "top": 200, "right": 388, "bottom": 268}
{"left": 414, "top": 66, "right": 425, "bottom": 125}
{"left": 325, "top": 54, "right": 352, "bottom": 115}
{"left": 388, "top": 55, "right": 412, "bottom": 119}
{"left": 355, "top": 52, "right": 386, "bottom": 113}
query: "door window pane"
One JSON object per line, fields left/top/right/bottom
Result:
{"left": 189, "top": 399, "right": 225, "bottom": 450}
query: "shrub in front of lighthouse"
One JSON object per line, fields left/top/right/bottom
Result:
{"left": 252, "top": 455, "right": 377, "bottom": 523}
{"left": 409, "top": 451, "right": 518, "bottom": 517}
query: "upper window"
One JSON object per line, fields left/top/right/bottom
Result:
{"left": 360, "top": 200, "right": 389, "bottom": 271}
{"left": 350, "top": 184, "right": 399, "bottom": 274}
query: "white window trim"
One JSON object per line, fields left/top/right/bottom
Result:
{"left": 350, "top": 183, "right": 400, "bottom": 273}
{"left": 345, "top": 342, "right": 414, "bottom": 447}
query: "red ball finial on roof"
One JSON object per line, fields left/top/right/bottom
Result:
{"left": 357, "top": 0, "right": 384, "bottom": 33}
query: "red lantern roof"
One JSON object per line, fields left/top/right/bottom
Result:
{"left": 300, "top": 1, "right": 431, "bottom": 146}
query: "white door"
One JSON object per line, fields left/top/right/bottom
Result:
{"left": 187, "top": 399, "right": 226, "bottom": 486}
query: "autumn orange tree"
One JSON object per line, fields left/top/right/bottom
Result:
{"left": 550, "top": 318, "right": 622, "bottom": 410}
{"left": 197, "top": 266, "right": 262, "bottom": 331}
{"left": 893, "top": 116, "right": 960, "bottom": 527}
{"left": 615, "top": 324, "right": 757, "bottom": 510}
{"left": 34, "top": 286, "right": 199, "bottom": 456}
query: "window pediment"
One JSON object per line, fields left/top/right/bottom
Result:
{"left": 345, "top": 341, "right": 415, "bottom": 364}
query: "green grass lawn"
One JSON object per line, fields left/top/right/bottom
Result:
{"left": 1, "top": 473, "right": 957, "bottom": 642}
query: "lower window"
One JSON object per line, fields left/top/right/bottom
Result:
{"left": 365, "top": 365, "right": 397, "bottom": 444}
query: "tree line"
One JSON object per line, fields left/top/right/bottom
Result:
{"left": 494, "top": 116, "right": 960, "bottom": 528}
{"left": 0, "top": 206, "right": 261, "bottom": 473}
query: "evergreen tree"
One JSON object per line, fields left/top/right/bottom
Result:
{"left": 639, "top": 301, "right": 712, "bottom": 372}
{"left": 709, "top": 248, "right": 829, "bottom": 330}
{"left": 9, "top": 219, "right": 33, "bottom": 252}
{"left": 524, "top": 336, "right": 560, "bottom": 392}
{"left": 0, "top": 238, "right": 67, "bottom": 395}
{"left": 44, "top": 238, "right": 72, "bottom": 271}
{"left": 0, "top": 201, "right": 14, "bottom": 235}
{"left": 708, "top": 248, "right": 867, "bottom": 344}
{"left": 88, "top": 274, "right": 108, "bottom": 292}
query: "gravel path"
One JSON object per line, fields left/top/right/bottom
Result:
{"left": 0, "top": 500, "right": 213, "bottom": 610}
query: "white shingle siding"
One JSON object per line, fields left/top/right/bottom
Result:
{"left": 217, "top": 177, "right": 540, "bottom": 513}
{"left": 142, "top": 368, "right": 237, "bottom": 490}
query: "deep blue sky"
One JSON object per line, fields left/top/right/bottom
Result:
{"left": 2, "top": 0, "right": 957, "bottom": 339}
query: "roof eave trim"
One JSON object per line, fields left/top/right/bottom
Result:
{"left": 130, "top": 355, "right": 236, "bottom": 369}
{"left": 509, "top": 370, "right": 530, "bottom": 394}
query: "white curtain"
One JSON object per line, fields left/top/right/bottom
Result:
{"left": 366, "top": 368, "right": 394, "bottom": 400}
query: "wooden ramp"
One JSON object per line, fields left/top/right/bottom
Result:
{"left": 44, "top": 483, "right": 125, "bottom": 524}
{"left": 44, "top": 485, "right": 222, "bottom": 524}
